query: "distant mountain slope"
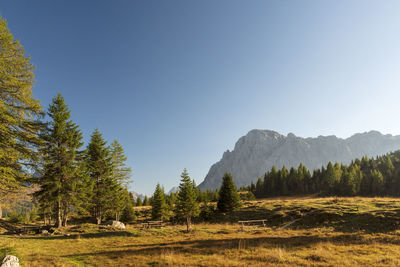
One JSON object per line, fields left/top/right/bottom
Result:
{"left": 130, "top": 191, "right": 145, "bottom": 200}
{"left": 168, "top": 186, "right": 179, "bottom": 195}
{"left": 198, "top": 130, "right": 400, "bottom": 190}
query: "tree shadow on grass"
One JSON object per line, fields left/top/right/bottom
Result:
{"left": 289, "top": 208, "right": 400, "bottom": 233}
{"left": 62, "top": 233, "right": 400, "bottom": 262}
{"left": 18, "top": 231, "right": 138, "bottom": 240}
{"left": 208, "top": 205, "right": 400, "bottom": 234}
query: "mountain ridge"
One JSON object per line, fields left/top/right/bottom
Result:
{"left": 198, "top": 130, "right": 400, "bottom": 190}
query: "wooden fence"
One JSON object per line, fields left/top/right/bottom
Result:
{"left": 141, "top": 221, "right": 163, "bottom": 229}
{"left": 238, "top": 219, "right": 268, "bottom": 231}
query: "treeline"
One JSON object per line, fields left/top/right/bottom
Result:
{"left": 245, "top": 151, "right": 400, "bottom": 198}
{"left": 0, "top": 16, "right": 135, "bottom": 227}
{"left": 150, "top": 171, "right": 241, "bottom": 231}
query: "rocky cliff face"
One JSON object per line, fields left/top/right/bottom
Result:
{"left": 198, "top": 130, "right": 400, "bottom": 190}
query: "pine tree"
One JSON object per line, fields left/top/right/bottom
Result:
{"left": 34, "top": 94, "right": 85, "bottom": 227}
{"left": 136, "top": 197, "right": 143, "bottom": 206}
{"left": 370, "top": 169, "right": 384, "bottom": 196}
{"left": 166, "top": 191, "right": 177, "bottom": 208}
{"left": 129, "top": 192, "right": 136, "bottom": 207}
{"left": 86, "top": 129, "right": 115, "bottom": 224}
{"left": 174, "top": 169, "right": 199, "bottom": 232}
{"left": 279, "top": 166, "right": 289, "bottom": 195}
{"left": 121, "top": 188, "right": 136, "bottom": 222}
{"left": 217, "top": 172, "right": 241, "bottom": 212}
{"left": 151, "top": 183, "right": 168, "bottom": 221}
{"left": 324, "top": 162, "right": 342, "bottom": 194}
{"left": 143, "top": 196, "right": 149, "bottom": 206}
{"left": 380, "top": 156, "right": 395, "bottom": 195}
{"left": 255, "top": 177, "right": 263, "bottom": 198}
{"left": 269, "top": 166, "right": 278, "bottom": 196}
{"left": 287, "top": 167, "right": 298, "bottom": 194}
{"left": 0, "top": 16, "right": 42, "bottom": 203}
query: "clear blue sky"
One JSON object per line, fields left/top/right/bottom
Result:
{"left": 2, "top": 1, "right": 400, "bottom": 195}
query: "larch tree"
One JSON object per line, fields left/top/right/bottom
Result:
{"left": 217, "top": 173, "right": 241, "bottom": 212}
{"left": 109, "top": 139, "right": 132, "bottom": 221}
{"left": 0, "top": 16, "right": 43, "bottom": 215}
{"left": 174, "top": 169, "right": 199, "bottom": 232}
{"left": 34, "top": 94, "right": 85, "bottom": 228}
{"left": 110, "top": 140, "right": 132, "bottom": 186}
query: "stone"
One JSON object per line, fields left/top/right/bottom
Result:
{"left": 198, "top": 130, "right": 400, "bottom": 190}
{"left": 1, "top": 255, "right": 19, "bottom": 267}
{"left": 41, "top": 230, "right": 49, "bottom": 235}
{"left": 111, "top": 221, "right": 126, "bottom": 229}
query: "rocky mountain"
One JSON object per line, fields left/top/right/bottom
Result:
{"left": 130, "top": 191, "right": 145, "bottom": 200}
{"left": 168, "top": 186, "right": 179, "bottom": 195}
{"left": 198, "top": 130, "right": 400, "bottom": 190}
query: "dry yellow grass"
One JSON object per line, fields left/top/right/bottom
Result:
{"left": 2, "top": 197, "right": 400, "bottom": 266}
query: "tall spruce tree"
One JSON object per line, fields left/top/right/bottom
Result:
{"left": 151, "top": 183, "right": 168, "bottom": 221}
{"left": 34, "top": 94, "right": 84, "bottom": 227}
{"left": 217, "top": 172, "right": 241, "bottom": 212}
{"left": 175, "top": 169, "right": 199, "bottom": 232}
{"left": 0, "top": 16, "right": 42, "bottom": 208}
{"left": 86, "top": 129, "right": 116, "bottom": 224}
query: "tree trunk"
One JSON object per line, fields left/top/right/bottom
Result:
{"left": 116, "top": 211, "right": 120, "bottom": 221}
{"left": 96, "top": 208, "right": 102, "bottom": 225}
{"left": 43, "top": 212, "right": 47, "bottom": 226}
{"left": 57, "top": 200, "right": 62, "bottom": 228}
{"left": 62, "top": 206, "right": 68, "bottom": 227}
{"left": 186, "top": 216, "right": 191, "bottom": 232}
{"left": 0, "top": 205, "right": 2, "bottom": 219}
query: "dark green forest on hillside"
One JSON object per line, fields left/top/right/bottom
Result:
{"left": 245, "top": 151, "right": 400, "bottom": 198}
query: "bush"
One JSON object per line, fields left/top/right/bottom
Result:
{"left": 7, "top": 211, "right": 29, "bottom": 224}
{"left": 199, "top": 204, "right": 215, "bottom": 221}
{"left": 239, "top": 191, "right": 256, "bottom": 201}
{"left": 7, "top": 207, "right": 38, "bottom": 224}
{"left": 121, "top": 206, "right": 136, "bottom": 223}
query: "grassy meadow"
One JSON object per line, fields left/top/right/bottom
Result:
{"left": 2, "top": 197, "right": 400, "bottom": 266}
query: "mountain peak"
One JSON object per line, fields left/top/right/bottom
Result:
{"left": 198, "top": 130, "right": 400, "bottom": 190}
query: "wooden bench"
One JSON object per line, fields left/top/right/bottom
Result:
{"left": 238, "top": 219, "right": 268, "bottom": 231}
{"left": 141, "top": 221, "right": 163, "bottom": 229}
